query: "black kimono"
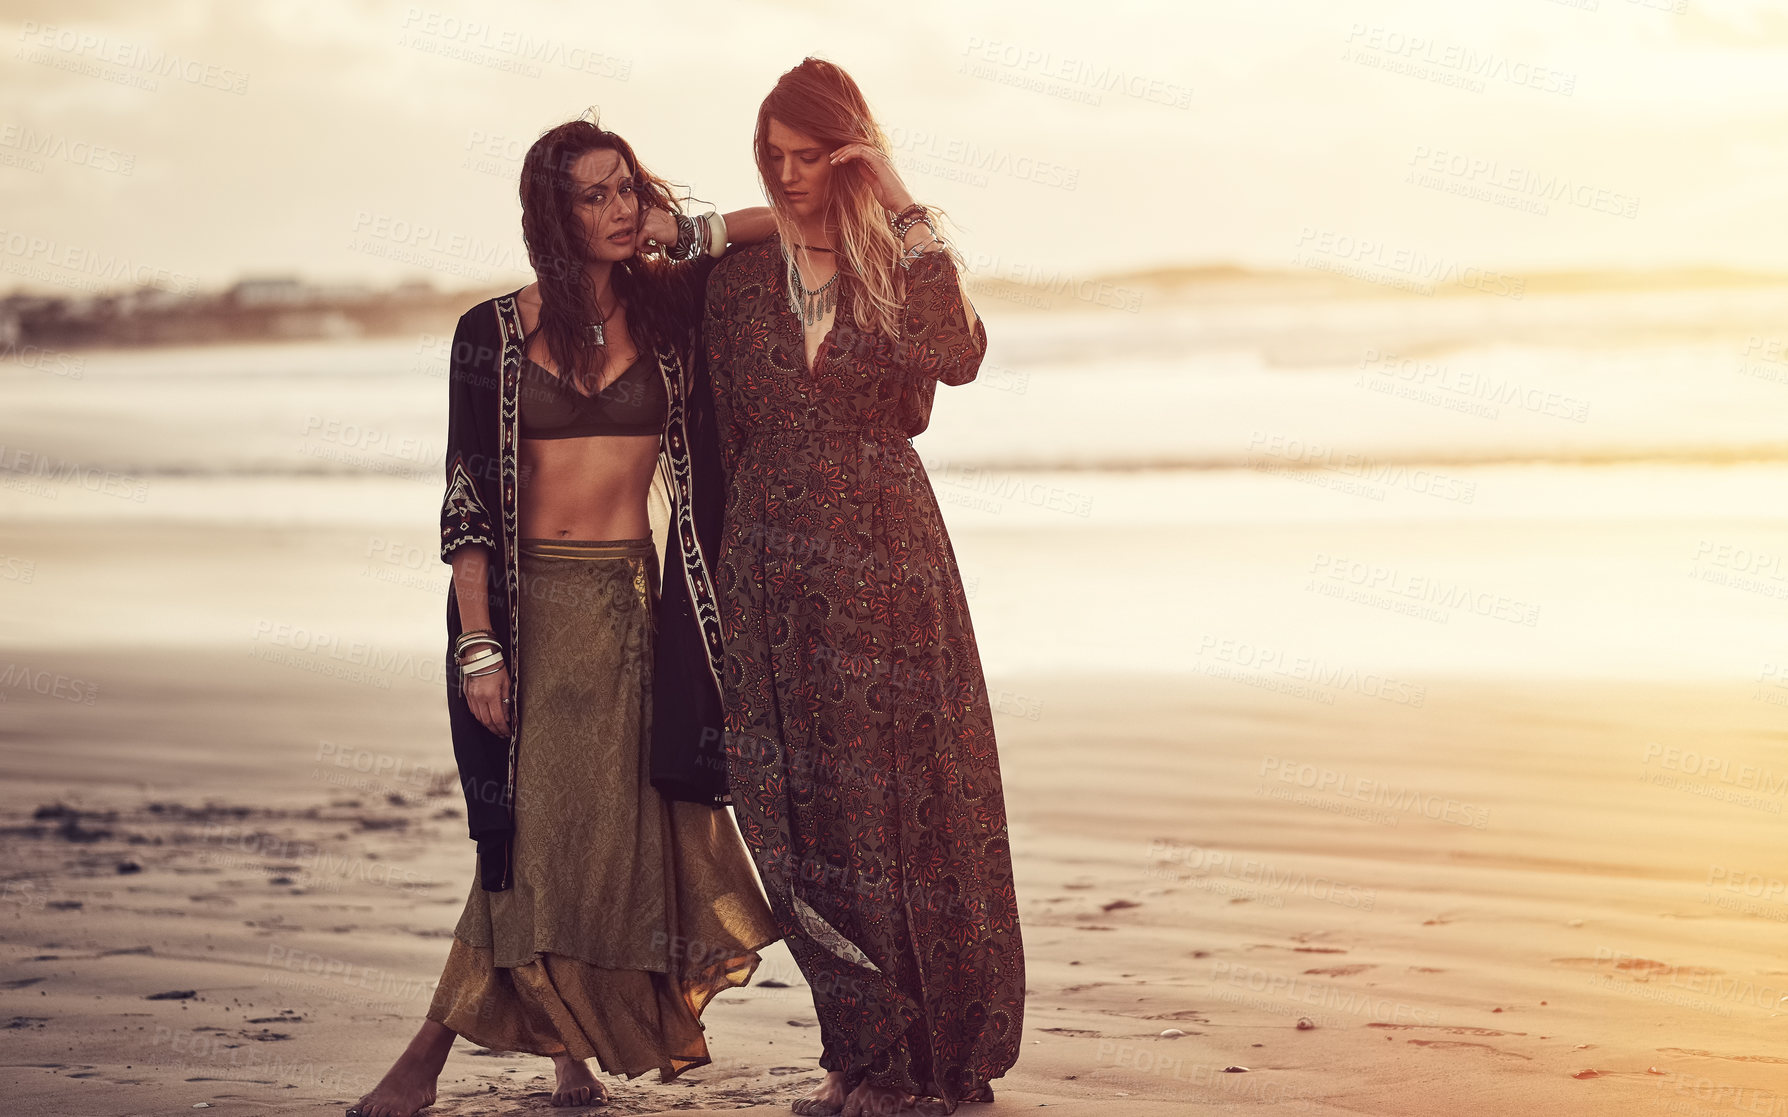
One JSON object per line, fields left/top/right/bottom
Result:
{"left": 437, "top": 255, "right": 730, "bottom": 891}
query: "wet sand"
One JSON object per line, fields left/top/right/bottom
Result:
{"left": 4, "top": 637, "right": 1783, "bottom": 1115}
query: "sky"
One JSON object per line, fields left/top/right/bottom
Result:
{"left": 3, "top": 0, "right": 1787, "bottom": 297}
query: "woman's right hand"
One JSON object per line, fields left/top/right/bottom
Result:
{"left": 637, "top": 206, "right": 677, "bottom": 256}
{"left": 463, "top": 663, "right": 511, "bottom": 736}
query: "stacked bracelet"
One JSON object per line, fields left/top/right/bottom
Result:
{"left": 705, "top": 211, "right": 726, "bottom": 258}
{"left": 454, "top": 629, "right": 505, "bottom": 678}
{"left": 893, "top": 208, "right": 946, "bottom": 269}
{"left": 454, "top": 629, "right": 499, "bottom": 656}
{"left": 905, "top": 217, "right": 941, "bottom": 246}
{"left": 460, "top": 650, "right": 504, "bottom": 678}
{"left": 889, "top": 203, "right": 926, "bottom": 233}
{"left": 890, "top": 204, "right": 933, "bottom": 238}
{"left": 890, "top": 204, "right": 944, "bottom": 269}
{"left": 667, "top": 212, "right": 704, "bottom": 261}
{"left": 660, "top": 211, "right": 727, "bottom": 261}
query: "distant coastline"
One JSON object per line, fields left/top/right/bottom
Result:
{"left": 6, "top": 265, "right": 1788, "bottom": 352}
{"left": 963, "top": 262, "right": 1788, "bottom": 313}
{"left": 0, "top": 276, "right": 512, "bottom": 353}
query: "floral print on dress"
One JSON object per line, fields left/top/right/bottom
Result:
{"left": 703, "top": 238, "right": 1024, "bottom": 1108}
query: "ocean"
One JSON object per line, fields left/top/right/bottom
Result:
{"left": 5, "top": 279, "right": 1788, "bottom": 689}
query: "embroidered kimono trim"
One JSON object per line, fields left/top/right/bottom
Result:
{"left": 438, "top": 274, "right": 733, "bottom": 892}
{"left": 656, "top": 346, "right": 726, "bottom": 695}
{"left": 440, "top": 458, "right": 496, "bottom": 555}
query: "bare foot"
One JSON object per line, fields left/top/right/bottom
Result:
{"left": 841, "top": 1080, "right": 913, "bottom": 1117}
{"left": 549, "top": 1052, "right": 608, "bottom": 1107}
{"left": 347, "top": 1019, "right": 454, "bottom": 1117}
{"left": 910, "top": 1083, "right": 993, "bottom": 1114}
{"left": 792, "top": 1069, "right": 848, "bottom": 1116}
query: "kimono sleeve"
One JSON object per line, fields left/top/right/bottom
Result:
{"left": 655, "top": 252, "right": 721, "bottom": 339}
{"left": 896, "top": 248, "right": 988, "bottom": 387}
{"left": 440, "top": 307, "right": 500, "bottom": 562}
{"left": 702, "top": 267, "right": 747, "bottom": 479}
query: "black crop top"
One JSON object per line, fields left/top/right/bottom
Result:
{"left": 518, "top": 352, "right": 666, "bottom": 438}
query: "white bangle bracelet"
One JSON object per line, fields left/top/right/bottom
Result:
{"left": 706, "top": 210, "right": 727, "bottom": 258}
{"left": 459, "top": 649, "right": 504, "bottom": 675}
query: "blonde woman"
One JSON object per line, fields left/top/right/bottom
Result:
{"left": 702, "top": 59, "right": 1025, "bottom": 1117}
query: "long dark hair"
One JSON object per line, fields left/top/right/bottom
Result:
{"left": 518, "top": 116, "right": 690, "bottom": 395}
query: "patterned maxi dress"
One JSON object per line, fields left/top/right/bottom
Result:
{"left": 702, "top": 237, "right": 1025, "bottom": 1106}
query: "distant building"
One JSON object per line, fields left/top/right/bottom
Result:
{"left": 228, "top": 276, "right": 309, "bottom": 307}
{"left": 311, "top": 282, "right": 375, "bottom": 304}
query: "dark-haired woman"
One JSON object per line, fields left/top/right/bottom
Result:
{"left": 347, "top": 119, "right": 780, "bottom": 1117}
{"left": 703, "top": 59, "right": 1025, "bottom": 1117}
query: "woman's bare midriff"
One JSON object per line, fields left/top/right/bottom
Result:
{"left": 518, "top": 434, "right": 660, "bottom": 539}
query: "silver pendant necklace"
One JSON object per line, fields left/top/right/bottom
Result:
{"left": 588, "top": 295, "right": 619, "bottom": 346}
{"left": 786, "top": 247, "right": 838, "bottom": 327}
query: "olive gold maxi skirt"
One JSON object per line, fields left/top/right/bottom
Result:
{"left": 425, "top": 537, "right": 780, "bottom": 1080}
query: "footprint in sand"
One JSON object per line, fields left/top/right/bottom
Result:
{"left": 1550, "top": 957, "right": 1721, "bottom": 980}
{"left": 1656, "top": 1047, "right": 1788, "bottom": 1065}
{"left": 1145, "top": 1010, "right": 1209, "bottom": 1023}
{"left": 1367, "top": 1024, "right": 1526, "bottom": 1037}
{"left": 1407, "top": 1039, "right": 1531, "bottom": 1060}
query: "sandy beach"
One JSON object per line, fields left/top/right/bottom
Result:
{"left": 7, "top": 269, "right": 1788, "bottom": 1114}
{"left": 8, "top": 0, "right": 1788, "bottom": 1109}
{"left": 5, "top": 630, "right": 1785, "bottom": 1115}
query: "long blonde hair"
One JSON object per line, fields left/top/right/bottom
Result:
{"left": 754, "top": 57, "right": 963, "bottom": 343}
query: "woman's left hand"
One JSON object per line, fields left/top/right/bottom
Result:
{"left": 636, "top": 207, "right": 679, "bottom": 256}
{"left": 829, "top": 143, "right": 914, "bottom": 214}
